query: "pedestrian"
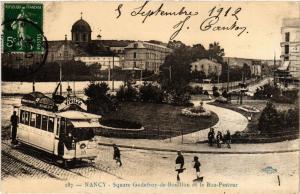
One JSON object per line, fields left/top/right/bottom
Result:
{"left": 113, "top": 144, "right": 122, "bottom": 167}
{"left": 193, "top": 156, "right": 202, "bottom": 180}
{"left": 10, "top": 111, "right": 19, "bottom": 145}
{"left": 208, "top": 128, "right": 215, "bottom": 146}
{"left": 224, "top": 130, "right": 232, "bottom": 148}
{"left": 216, "top": 131, "right": 223, "bottom": 148}
{"left": 175, "top": 150, "right": 185, "bottom": 181}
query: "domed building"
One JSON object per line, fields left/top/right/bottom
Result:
{"left": 71, "top": 14, "right": 92, "bottom": 43}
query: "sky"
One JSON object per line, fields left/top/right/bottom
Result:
{"left": 42, "top": 1, "right": 300, "bottom": 60}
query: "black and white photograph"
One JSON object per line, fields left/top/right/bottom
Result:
{"left": 1, "top": 1, "right": 299, "bottom": 193}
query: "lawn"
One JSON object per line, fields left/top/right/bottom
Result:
{"left": 97, "top": 102, "right": 219, "bottom": 139}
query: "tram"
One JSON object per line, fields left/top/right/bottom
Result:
{"left": 14, "top": 91, "right": 101, "bottom": 167}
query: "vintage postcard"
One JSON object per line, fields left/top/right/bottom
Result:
{"left": 1, "top": 1, "right": 299, "bottom": 194}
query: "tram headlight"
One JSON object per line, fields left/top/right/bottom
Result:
{"left": 72, "top": 140, "right": 75, "bottom": 149}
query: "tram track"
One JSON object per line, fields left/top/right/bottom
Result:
{"left": 1, "top": 142, "right": 86, "bottom": 180}
{"left": 1, "top": 142, "right": 123, "bottom": 181}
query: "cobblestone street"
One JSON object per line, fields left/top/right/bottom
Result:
{"left": 1, "top": 141, "right": 122, "bottom": 182}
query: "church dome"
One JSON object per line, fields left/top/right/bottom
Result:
{"left": 71, "top": 19, "right": 92, "bottom": 33}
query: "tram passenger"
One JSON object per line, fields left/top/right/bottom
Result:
{"left": 10, "top": 111, "right": 19, "bottom": 145}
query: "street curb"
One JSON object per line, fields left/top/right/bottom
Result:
{"left": 98, "top": 143, "right": 300, "bottom": 154}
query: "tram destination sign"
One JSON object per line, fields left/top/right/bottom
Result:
{"left": 58, "top": 96, "right": 87, "bottom": 111}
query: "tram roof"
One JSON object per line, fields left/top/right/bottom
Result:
{"left": 57, "top": 111, "right": 101, "bottom": 120}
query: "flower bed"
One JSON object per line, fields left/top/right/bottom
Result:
{"left": 181, "top": 106, "right": 211, "bottom": 117}
{"left": 238, "top": 105, "right": 260, "bottom": 113}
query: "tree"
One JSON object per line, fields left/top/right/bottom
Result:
{"left": 84, "top": 82, "right": 115, "bottom": 115}
{"left": 159, "top": 44, "right": 193, "bottom": 93}
{"left": 208, "top": 42, "right": 225, "bottom": 63}
{"left": 167, "top": 40, "right": 186, "bottom": 49}
{"left": 258, "top": 101, "right": 281, "bottom": 132}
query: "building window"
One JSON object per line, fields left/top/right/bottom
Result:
{"left": 64, "top": 51, "right": 68, "bottom": 57}
{"left": 134, "top": 43, "right": 138, "bottom": 48}
{"left": 285, "top": 45, "right": 289, "bottom": 54}
{"left": 133, "top": 52, "right": 137, "bottom": 58}
{"left": 75, "top": 33, "right": 79, "bottom": 42}
{"left": 133, "top": 61, "right": 136, "bottom": 68}
{"left": 285, "top": 32, "right": 290, "bottom": 42}
{"left": 82, "top": 33, "right": 87, "bottom": 42}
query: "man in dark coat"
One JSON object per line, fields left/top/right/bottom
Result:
{"left": 10, "top": 111, "right": 19, "bottom": 145}
{"left": 208, "top": 128, "right": 215, "bottom": 146}
{"left": 113, "top": 144, "right": 122, "bottom": 167}
{"left": 175, "top": 151, "right": 185, "bottom": 181}
{"left": 224, "top": 130, "right": 232, "bottom": 148}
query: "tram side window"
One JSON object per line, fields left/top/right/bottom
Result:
{"left": 48, "top": 117, "right": 54, "bottom": 133}
{"left": 25, "top": 112, "right": 30, "bottom": 125}
{"left": 30, "top": 113, "right": 36, "bottom": 127}
{"left": 41, "top": 115, "right": 48, "bottom": 131}
{"left": 20, "top": 110, "right": 25, "bottom": 124}
{"left": 60, "top": 118, "right": 66, "bottom": 135}
{"left": 36, "top": 114, "right": 41, "bottom": 129}
{"left": 56, "top": 118, "right": 60, "bottom": 136}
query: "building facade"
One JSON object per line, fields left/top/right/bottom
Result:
{"left": 123, "top": 41, "right": 172, "bottom": 73}
{"left": 74, "top": 56, "right": 120, "bottom": 69}
{"left": 279, "top": 18, "right": 300, "bottom": 80}
{"left": 191, "top": 59, "right": 222, "bottom": 76}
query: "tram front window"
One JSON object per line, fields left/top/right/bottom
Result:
{"left": 72, "top": 128, "right": 95, "bottom": 141}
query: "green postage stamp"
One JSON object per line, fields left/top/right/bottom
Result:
{"left": 3, "top": 3, "right": 43, "bottom": 53}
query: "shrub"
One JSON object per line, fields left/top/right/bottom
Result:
{"left": 84, "top": 81, "right": 109, "bottom": 98}
{"left": 258, "top": 101, "right": 281, "bottom": 133}
{"left": 139, "top": 82, "right": 163, "bottom": 103}
{"left": 186, "top": 86, "right": 203, "bottom": 95}
{"left": 116, "top": 84, "right": 139, "bottom": 102}
{"left": 222, "top": 90, "right": 228, "bottom": 98}
{"left": 213, "top": 91, "right": 220, "bottom": 97}
{"left": 203, "top": 90, "right": 209, "bottom": 95}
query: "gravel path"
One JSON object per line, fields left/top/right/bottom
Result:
{"left": 171, "top": 100, "right": 248, "bottom": 143}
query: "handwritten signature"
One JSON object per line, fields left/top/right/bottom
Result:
{"left": 115, "top": 2, "right": 248, "bottom": 40}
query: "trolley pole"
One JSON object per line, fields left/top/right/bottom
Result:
{"left": 59, "top": 63, "right": 62, "bottom": 95}
{"left": 227, "top": 58, "right": 230, "bottom": 92}
{"left": 112, "top": 55, "right": 115, "bottom": 91}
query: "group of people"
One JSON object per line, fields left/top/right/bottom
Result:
{"left": 208, "top": 128, "right": 231, "bottom": 148}
{"left": 175, "top": 151, "right": 201, "bottom": 181}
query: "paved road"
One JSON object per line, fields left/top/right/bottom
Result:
{"left": 2, "top": 141, "right": 299, "bottom": 194}
{"left": 170, "top": 100, "right": 248, "bottom": 143}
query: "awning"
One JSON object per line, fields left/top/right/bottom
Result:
{"left": 70, "top": 120, "right": 101, "bottom": 128}
{"left": 278, "top": 61, "right": 290, "bottom": 71}
{"left": 57, "top": 111, "right": 101, "bottom": 119}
